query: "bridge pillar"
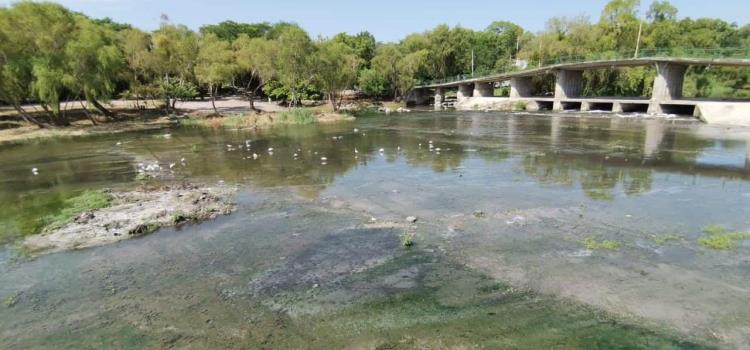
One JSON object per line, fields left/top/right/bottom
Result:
{"left": 473, "top": 82, "right": 494, "bottom": 98}
{"left": 648, "top": 62, "right": 687, "bottom": 114}
{"left": 553, "top": 70, "right": 583, "bottom": 111}
{"left": 457, "top": 84, "right": 473, "bottom": 101}
{"left": 434, "top": 88, "right": 445, "bottom": 107}
{"left": 509, "top": 77, "right": 533, "bottom": 99}
{"left": 405, "top": 88, "right": 430, "bottom": 106}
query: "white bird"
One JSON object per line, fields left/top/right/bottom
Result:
{"left": 31, "top": 167, "right": 39, "bottom": 174}
{"left": 320, "top": 157, "right": 327, "bottom": 161}
{"left": 169, "top": 163, "right": 176, "bottom": 169}
{"left": 253, "top": 153, "right": 259, "bottom": 159}
{"left": 379, "top": 148, "right": 385, "bottom": 153}
{"left": 354, "top": 148, "right": 359, "bottom": 154}
{"left": 268, "top": 147, "right": 273, "bottom": 152}
{"left": 293, "top": 153, "right": 298, "bottom": 157}
{"left": 353, "top": 128, "right": 359, "bottom": 132}
{"left": 115, "top": 142, "right": 122, "bottom": 146}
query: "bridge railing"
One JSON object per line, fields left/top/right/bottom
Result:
{"left": 418, "top": 47, "right": 750, "bottom": 87}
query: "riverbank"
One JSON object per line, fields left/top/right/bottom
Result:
{"left": 0, "top": 98, "right": 357, "bottom": 144}
{"left": 21, "top": 182, "right": 236, "bottom": 255}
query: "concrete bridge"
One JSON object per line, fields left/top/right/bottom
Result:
{"left": 409, "top": 55, "right": 750, "bottom": 125}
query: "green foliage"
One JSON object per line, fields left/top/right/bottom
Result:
{"left": 581, "top": 237, "right": 621, "bottom": 251}
{"left": 400, "top": 231, "right": 415, "bottom": 248}
{"left": 313, "top": 40, "right": 362, "bottom": 110}
{"left": 698, "top": 225, "right": 750, "bottom": 250}
{"left": 199, "top": 20, "right": 272, "bottom": 41}
{"left": 358, "top": 68, "right": 389, "bottom": 98}
{"left": 280, "top": 108, "right": 316, "bottom": 125}
{"left": 652, "top": 234, "right": 682, "bottom": 245}
{"left": 40, "top": 190, "right": 111, "bottom": 231}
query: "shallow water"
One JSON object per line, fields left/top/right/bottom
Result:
{"left": 1, "top": 111, "right": 749, "bottom": 348}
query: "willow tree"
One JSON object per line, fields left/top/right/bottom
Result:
{"left": 313, "top": 40, "right": 361, "bottom": 111}
{"left": 65, "top": 17, "right": 124, "bottom": 120}
{"left": 118, "top": 28, "right": 152, "bottom": 109}
{"left": 274, "top": 26, "right": 314, "bottom": 107}
{"left": 195, "top": 33, "right": 236, "bottom": 114}
{"left": 151, "top": 24, "right": 199, "bottom": 112}
{"left": 0, "top": 2, "right": 78, "bottom": 126}
{"left": 234, "top": 34, "right": 278, "bottom": 111}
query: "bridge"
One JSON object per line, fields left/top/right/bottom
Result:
{"left": 408, "top": 48, "right": 750, "bottom": 125}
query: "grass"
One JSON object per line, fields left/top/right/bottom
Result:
{"left": 581, "top": 237, "right": 621, "bottom": 251}
{"left": 652, "top": 234, "right": 682, "bottom": 245}
{"left": 40, "top": 190, "right": 111, "bottom": 231}
{"left": 400, "top": 231, "right": 415, "bottom": 248}
{"left": 698, "top": 225, "right": 749, "bottom": 250}
{"left": 513, "top": 101, "right": 528, "bottom": 111}
{"left": 279, "top": 108, "right": 316, "bottom": 125}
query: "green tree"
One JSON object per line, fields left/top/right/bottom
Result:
{"left": 196, "top": 33, "right": 237, "bottom": 114}
{"left": 65, "top": 16, "right": 124, "bottom": 120}
{"left": 332, "top": 31, "right": 376, "bottom": 67}
{"left": 358, "top": 68, "right": 388, "bottom": 99}
{"left": 150, "top": 23, "right": 199, "bottom": 111}
{"left": 274, "top": 26, "right": 314, "bottom": 106}
{"left": 199, "top": 21, "right": 271, "bottom": 42}
{"left": 313, "top": 40, "right": 361, "bottom": 110}
{"left": 234, "top": 34, "right": 278, "bottom": 111}
{"left": 371, "top": 44, "right": 403, "bottom": 99}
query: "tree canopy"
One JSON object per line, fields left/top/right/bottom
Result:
{"left": 0, "top": 0, "right": 748, "bottom": 126}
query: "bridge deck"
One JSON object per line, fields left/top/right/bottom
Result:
{"left": 418, "top": 57, "right": 750, "bottom": 89}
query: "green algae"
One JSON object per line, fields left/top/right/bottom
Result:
{"left": 698, "top": 225, "right": 749, "bottom": 250}
{"left": 582, "top": 237, "right": 621, "bottom": 251}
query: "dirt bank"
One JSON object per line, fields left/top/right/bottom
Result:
{"left": 22, "top": 183, "right": 236, "bottom": 255}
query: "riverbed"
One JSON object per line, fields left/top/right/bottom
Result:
{"left": 1, "top": 111, "right": 749, "bottom": 349}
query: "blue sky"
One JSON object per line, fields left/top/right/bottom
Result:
{"left": 1, "top": 0, "right": 747, "bottom": 42}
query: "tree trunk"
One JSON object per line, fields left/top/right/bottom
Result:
{"left": 13, "top": 104, "right": 46, "bottom": 128}
{"left": 210, "top": 84, "right": 218, "bottom": 115}
{"left": 90, "top": 99, "right": 115, "bottom": 119}
{"left": 80, "top": 100, "right": 98, "bottom": 125}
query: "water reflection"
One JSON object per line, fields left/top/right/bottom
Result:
{"left": 1, "top": 112, "right": 749, "bottom": 241}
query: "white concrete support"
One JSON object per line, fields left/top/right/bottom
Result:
{"left": 648, "top": 62, "right": 687, "bottom": 114}
{"left": 553, "top": 70, "right": 583, "bottom": 111}
{"left": 473, "top": 82, "right": 494, "bottom": 98}
{"left": 509, "top": 77, "right": 533, "bottom": 99}
{"left": 434, "top": 88, "right": 445, "bottom": 107}
{"left": 580, "top": 101, "right": 591, "bottom": 111}
{"left": 457, "top": 84, "right": 473, "bottom": 101}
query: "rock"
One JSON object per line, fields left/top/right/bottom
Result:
{"left": 406, "top": 216, "right": 418, "bottom": 223}
{"left": 473, "top": 210, "right": 486, "bottom": 218}
{"left": 73, "top": 211, "right": 96, "bottom": 224}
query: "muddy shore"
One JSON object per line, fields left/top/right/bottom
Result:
{"left": 22, "top": 183, "right": 236, "bottom": 255}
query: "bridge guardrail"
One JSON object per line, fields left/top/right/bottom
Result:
{"left": 418, "top": 47, "right": 750, "bottom": 87}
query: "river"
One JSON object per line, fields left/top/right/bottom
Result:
{"left": 1, "top": 111, "right": 749, "bottom": 349}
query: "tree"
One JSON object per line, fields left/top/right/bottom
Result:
{"left": 234, "top": 34, "right": 278, "bottom": 111}
{"left": 274, "top": 26, "right": 314, "bottom": 107}
{"left": 395, "top": 50, "right": 429, "bottom": 98}
{"left": 313, "top": 40, "right": 361, "bottom": 110}
{"left": 65, "top": 16, "right": 124, "bottom": 120}
{"left": 199, "top": 20, "right": 271, "bottom": 42}
{"left": 150, "top": 24, "right": 199, "bottom": 112}
{"left": 371, "top": 44, "right": 403, "bottom": 99}
{"left": 117, "top": 28, "right": 152, "bottom": 109}
{"left": 332, "top": 31, "right": 376, "bottom": 67}
{"left": 358, "top": 68, "right": 388, "bottom": 99}
{"left": 647, "top": 1, "right": 678, "bottom": 22}
{"left": 195, "top": 33, "right": 237, "bottom": 114}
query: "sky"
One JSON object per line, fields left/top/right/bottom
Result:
{"left": 1, "top": 0, "right": 747, "bottom": 42}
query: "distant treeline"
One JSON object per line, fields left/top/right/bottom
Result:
{"left": 0, "top": 0, "right": 748, "bottom": 126}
